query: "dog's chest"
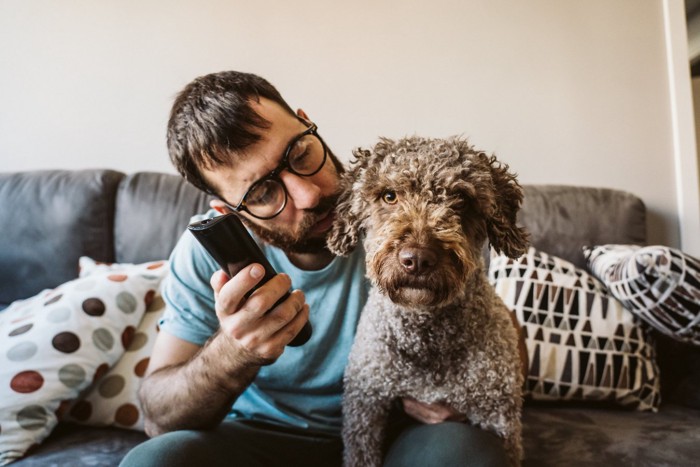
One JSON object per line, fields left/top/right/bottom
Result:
{"left": 356, "top": 290, "right": 471, "bottom": 383}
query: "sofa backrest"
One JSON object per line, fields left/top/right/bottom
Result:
{"left": 0, "top": 169, "right": 125, "bottom": 307}
{"left": 0, "top": 170, "right": 647, "bottom": 307}
{"left": 114, "top": 172, "right": 210, "bottom": 264}
{"left": 519, "top": 185, "right": 647, "bottom": 269}
{"left": 112, "top": 178, "right": 649, "bottom": 271}
{"left": 112, "top": 178, "right": 650, "bottom": 269}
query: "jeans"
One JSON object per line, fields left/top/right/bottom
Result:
{"left": 119, "top": 410, "right": 508, "bottom": 467}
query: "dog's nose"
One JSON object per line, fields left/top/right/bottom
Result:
{"left": 398, "top": 247, "right": 437, "bottom": 274}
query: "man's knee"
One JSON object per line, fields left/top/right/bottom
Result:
{"left": 384, "top": 422, "right": 509, "bottom": 467}
{"left": 120, "top": 430, "right": 217, "bottom": 467}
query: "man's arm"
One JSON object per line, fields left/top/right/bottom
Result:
{"left": 139, "top": 330, "right": 261, "bottom": 436}
{"left": 139, "top": 265, "right": 309, "bottom": 437}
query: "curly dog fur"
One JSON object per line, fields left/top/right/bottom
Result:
{"left": 327, "top": 136, "right": 528, "bottom": 466}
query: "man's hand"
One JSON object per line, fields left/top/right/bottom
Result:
{"left": 140, "top": 263, "right": 309, "bottom": 436}
{"left": 401, "top": 397, "right": 467, "bottom": 424}
{"left": 210, "top": 264, "right": 310, "bottom": 365}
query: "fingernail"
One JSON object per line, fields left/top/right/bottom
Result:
{"left": 250, "top": 265, "right": 264, "bottom": 279}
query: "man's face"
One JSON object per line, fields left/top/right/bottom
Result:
{"left": 202, "top": 98, "right": 342, "bottom": 254}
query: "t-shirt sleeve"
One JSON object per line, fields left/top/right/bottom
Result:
{"left": 159, "top": 227, "right": 220, "bottom": 346}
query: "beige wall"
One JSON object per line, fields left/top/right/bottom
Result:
{"left": 0, "top": 0, "right": 695, "bottom": 249}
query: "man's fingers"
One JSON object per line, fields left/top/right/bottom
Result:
{"left": 210, "top": 270, "right": 230, "bottom": 299}
{"left": 231, "top": 289, "right": 305, "bottom": 342}
{"left": 222, "top": 290, "right": 308, "bottom": 361}
{"left": 402, "top": 397, "right": 466, "bottom": 424}
{"left": 230, "top": 272, "right": 292, "bottom": 317}
{"left": 270, "top": 297, "right": 309, "bottom": 342}
{"left": 214, "top": 264, "right": 269, "bottom": 318}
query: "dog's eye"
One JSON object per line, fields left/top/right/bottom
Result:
{"left": 381, "top": 190, "right": 398, "bottom": 205}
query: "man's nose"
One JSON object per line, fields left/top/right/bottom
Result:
{"left": 279, "top": 171, "right": 321, "bottom": 210}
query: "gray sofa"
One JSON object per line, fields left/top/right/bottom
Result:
{"left": 1, "top": 169, "right": 699, "bottom": 466}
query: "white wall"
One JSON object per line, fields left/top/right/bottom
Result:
{"left": 0, "top": 0, "right": 696, "bottom": 250}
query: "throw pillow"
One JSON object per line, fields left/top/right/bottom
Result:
{"left": 584, "top": 244, "right": 700, "bottom": 346}
{"left": 0, "top": 258, "right": 167, "bottom": 465}
{"left": 65, "top": 258, "right": 168, "bottom": 430}
{"left": 489, "top": 247, "right": 661, "bottom": 411}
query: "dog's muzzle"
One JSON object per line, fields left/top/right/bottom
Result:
{"left": 398, "top": 246, "right": 438, "bottom": 275}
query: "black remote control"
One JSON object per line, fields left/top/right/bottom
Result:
{"left": 188, "top": 213, "right": 311, "bottom": 346}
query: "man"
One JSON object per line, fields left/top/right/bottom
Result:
{"left": 120, "top": 71, "right": 510, "bottom": 466}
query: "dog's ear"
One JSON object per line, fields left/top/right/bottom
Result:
{"left": 326, "top": 147, "right": 373, "bottom": 256}
{"left": 482, "top": 153, "right": 530, "bottom": 258}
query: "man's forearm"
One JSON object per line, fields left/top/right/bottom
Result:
{"left": 139, "top": 331, "right": 260, "bottom": 436}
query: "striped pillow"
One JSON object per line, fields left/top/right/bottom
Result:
{"left": 584, "top": 245, "right": 700, "bottom": 346}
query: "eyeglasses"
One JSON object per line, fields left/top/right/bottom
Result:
{"left": 215, "top": 120, "right": 328, "bottom": 220}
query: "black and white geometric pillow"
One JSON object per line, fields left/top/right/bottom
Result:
{"left": 489, "top": 247, "right": 661, "bottom": 411}
{"left": 584, "top": 244, "right": 700, "bottom": 346}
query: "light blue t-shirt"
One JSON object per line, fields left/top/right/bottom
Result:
{"left": 160, "top": 211, "right": 369, "bottom": 435}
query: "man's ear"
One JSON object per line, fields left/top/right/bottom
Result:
{"left": 209, "top": 199, "right": 230, "bottom": 215}
{"left": 296, "top": 108, "right": 310, "bottom": 121}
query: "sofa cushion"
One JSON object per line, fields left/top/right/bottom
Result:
{"left": 521, "top": 403, "right": 700, "bottom": 466}
{"left": 518, "top": 186, "right": 646, "bottom": 270}
{"left": 0, "top": 170, "right": 125, "bottom": 307}
{"left": 0, "top": 258, "right": 166, "bottom": 465}
{"left": 12, "top": 404, "right": 700, "bottom": 467}
{"left": 114, "top": 172, "right": 210, "bottom": 264}
{"left": 9, "top": 423, "right": 147, "bottom": 467}
{"left": 583, "top": 244, "right": 700, "bottom": 346}
{"left": 489, "top": 247, "right": 661, "bottom": 411}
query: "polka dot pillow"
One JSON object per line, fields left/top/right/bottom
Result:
{"left": 0, "top": 258, "right": 167, "bottom": 465}
{"left": 65, "top": 258, "right": 168, "bottom": 431}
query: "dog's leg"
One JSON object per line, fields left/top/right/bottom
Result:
{"left": 451, "top": 369, "right": 522, "bottom": 466}
{"left": 502, "top": 418, "right": 523, "bottom": 467}
{"left": 471, "top": 400, "right": 522, "bottom": 467}
{"left": 342, "top": 381, "right": 393, "bottom": 467}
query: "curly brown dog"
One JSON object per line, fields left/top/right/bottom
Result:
{"left": 327, "top": 136, "right": 528, "bottom": 466}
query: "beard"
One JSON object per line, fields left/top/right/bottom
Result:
{"left": 243, "top": 192, "right": 340, "bottom": 255}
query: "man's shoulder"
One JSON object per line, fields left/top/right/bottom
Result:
{"left": 189, "top": 208, "right": 220, "bottom": 224}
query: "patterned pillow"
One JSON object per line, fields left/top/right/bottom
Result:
{"left": 584, "top": 244, "right": 700, "bottom": 346}
{"left": 489, "top": 247, "right": 661, "bottom": 411}
{"left": 65, "top": 258, "right": 168, "bottom": 430}
{"left": 0, "top": 258, "right": 167, "bottom": 465}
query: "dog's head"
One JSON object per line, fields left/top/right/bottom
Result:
{"left": 327, "top": 136, "right": 528, "bottom": 308}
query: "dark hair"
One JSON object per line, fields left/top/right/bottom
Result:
{"left": 166, "top": 71, "right": 296, "bottom": 193}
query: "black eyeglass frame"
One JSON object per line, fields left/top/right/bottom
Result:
{"left": 209, "top": 119, "right": 329, "bottom": 220}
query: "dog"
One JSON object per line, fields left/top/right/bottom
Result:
{"left": 327, "top": 136, "right": 528, "bottom": 466}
